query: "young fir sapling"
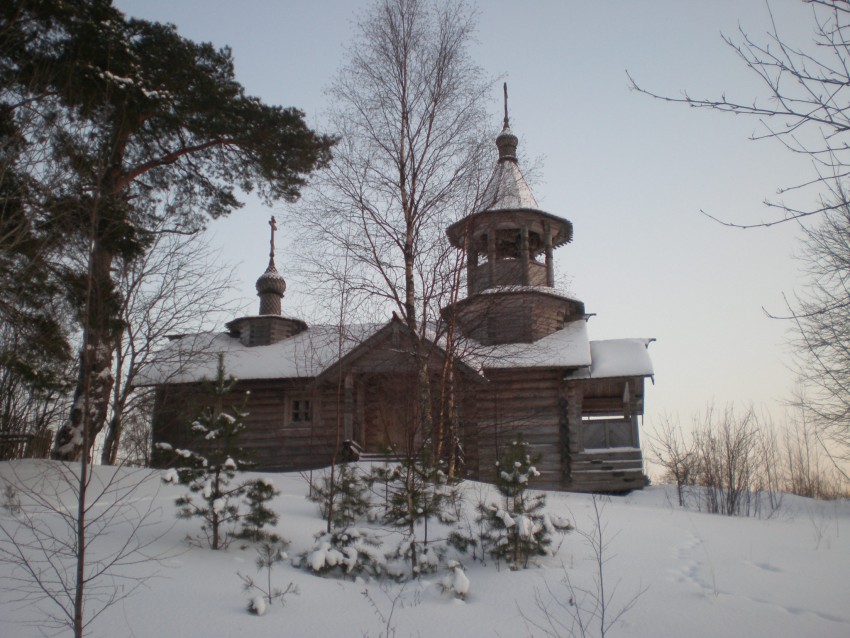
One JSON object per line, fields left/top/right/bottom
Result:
{"left": 307, "top": 462, "right": 371, "bottom": 529}
{"left": 160, "top": 355, "right": 279, "bottom": 549}
{"left": 369, "top": 445, "right": 451, "bottom": 574}
{"left": 239, "top": 541, "right": 298, "bottom": 616}
{"left": 477, "top": 434, "right": 572, "bottom": 569}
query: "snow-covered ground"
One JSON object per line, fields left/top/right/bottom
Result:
{"left": 0, "top": 460, "right": 847, "bottom": 637}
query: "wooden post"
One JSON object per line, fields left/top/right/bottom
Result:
{"left": 487, "top": 231, "right": 496, "bottom": 288}
{"left": 344, "top": 372, "right": 354, "bottom": 441}
{"left": 543, "top": 222, "right": 554, "bottom": 287}
{"left": 628, "top": 379, "right": 641, "bottom": 449}
{"left": 520, "top": 226, "right": 530, "bottom": 285}
{"left": 466, "top": 231, "right": 477, "bottom": 295}
{"left": 565, "top": 382, "right": 583, "bottom": 453}
{"left": 356, "top": 380, "right": 366, "bottom": 446}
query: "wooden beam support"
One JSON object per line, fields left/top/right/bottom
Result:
{"left": 466, "top": 229, "right": 477, "bottom": 295}
{"left": 487, "top": 231, "right": 496, "bottom": 286}
{"left": 520, "top": 226, "right": 530, "bottom": 285}
{"left": 344, "top": 372, "right": 354, "bottom": 440}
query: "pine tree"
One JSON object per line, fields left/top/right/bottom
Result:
{"left": 308, "top": 462, "right": 370, "bottom": 530}
{"left": 478, "top": 434, "right": 572, "bottom": 569}
{"left": 238, "top": 478, "right": 280, "bottom": 543}
{"left": 0, "top": 106, "right": 75, "bottom": 438}
{"left": 2, "top": 0, "right": 335, "bottom": 461}
{"left": 162, "top": 355, "right": 278, "bottom": 549}
{"left": 370, "top": 446, "right": 450, "bottom": 574}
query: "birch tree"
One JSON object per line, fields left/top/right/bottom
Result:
{"left": 293, "top": 0, "right": 491, "bottom": 466}
{"left": 629, "top": 1, "right": 850, "bottom": 462}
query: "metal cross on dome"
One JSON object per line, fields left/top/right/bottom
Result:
{"left": 503, "top": 82, "right": 509, "bottom": 129}
{"left": 268, "top": 215, "right": 277, "bottom": 260}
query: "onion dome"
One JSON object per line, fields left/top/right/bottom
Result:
{"left": 256, "top": 258, "right": 286, "bottom": 315}
{"left": 256, "top": 216, "right": 286, "bottom": 315}
{"left": 496, "top": 124, "right": 518, "bottom": 161}
{"left": 256, "top": 259, "right": 285, "bottom": 315}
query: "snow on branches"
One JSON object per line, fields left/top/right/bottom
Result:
{"left": 160, "top": 355, "right": 279, "bottom": 549}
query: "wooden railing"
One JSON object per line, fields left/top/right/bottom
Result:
{"left": 581, "top": 418, "right": 636, "bottom": 449}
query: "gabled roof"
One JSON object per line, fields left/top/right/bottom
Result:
{"left": 138, "top": 313, "right": 654, "bottom": 387}
{"left": 311, "top": 315, "right": 483, "bottom": 385}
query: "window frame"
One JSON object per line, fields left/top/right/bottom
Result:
{"left": 288, "top": 396, "right": 312, "bottom": 424}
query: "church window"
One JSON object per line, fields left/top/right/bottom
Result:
{"left": 290, "top": 398, "right": 312, "bottom": 423}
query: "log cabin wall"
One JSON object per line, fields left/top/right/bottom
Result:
{"left": 149, "top": 320, "right": 650, "bottom": 491}
{"left": 472, "top": 368, "right": 566, "bottom": 489}
{"left": 320, "top": 368, "right": 480, "bottom": 467}
{"left": 151, "top": 327, "right": 484, "bottom": 475}
{"left": 153, "top": 378, "right": 338, "bottom": 471}
{"left": 360, "top": 373, "right": 420, "bottom": 454}
{"left": 451, "top": 292, "right": 584, "bottom": 345}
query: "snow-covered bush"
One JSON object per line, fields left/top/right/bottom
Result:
{"left": 307, "top": 462, "right": 371, "bottom": 530}
{"left": 160, "top": 355, "right": 279, "bottom": 549}
{"left": 384, "top": 536, "right": 445, "bottom": 578}
{"left": 440, "top": 560, "right": 470, "bottom": 600}
{"left": 477, "top": 434, "right": 572, "bottom": 569}
{"left": 300, "top": 527, "right": 385, "bottom": 578}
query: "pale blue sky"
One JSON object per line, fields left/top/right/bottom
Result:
{"left": 115, "top": 0, "right": 818, "bottom": 426}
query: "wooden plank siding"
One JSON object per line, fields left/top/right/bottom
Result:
{"left": 152, "top": 346, "right": 482, "bottom": 477}
{"left": 450, "top": 291, "right": 585, "bottom": 345}
{"left": 153, "top": 378, "right": 337, "bottom": 471}
{"left": 471, "top": 368, "right": 566, "bottom": 489}
{"left": 151, "top": 346, "right": 648, "bottom": 493}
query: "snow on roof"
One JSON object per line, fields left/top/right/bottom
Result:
{"left": 476, "top": 158, "right": 539, "bottom": 213}
{"left": 471, "top": 320, "right": 592, "bottom": 369}
{"left": 464, "top": 322, "right": 654, "bottom": 378}
{"left": 478, "top": 284, "right": 578, "bottom": 300}
{"left": 569, "top": 338, "right": 655, "bottom": 379}
{"left": 136, "top": 324, "right": 382, "bottom": 386}
{"left": 138, "top": 317, "right": 653, "bottom": 386}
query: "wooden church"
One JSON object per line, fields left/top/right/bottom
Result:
{"left": 145, "top": 108, "right": 654, "bottom": 493}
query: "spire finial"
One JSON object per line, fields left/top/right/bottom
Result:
{"left": 268, "top": 215, "right": 277, "bottom": 265}
{"left": 256, "top": 215, "right": 286, "bottom": 315}
{"left": 503, "top": 82, "right": 509, "bottom": 129}
{"left": 496, "top": 83, "right": 518, "bottom": 161}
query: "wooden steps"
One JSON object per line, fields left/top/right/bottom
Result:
{"left": 566, "top": 448, "right": 645, "bottom": 493}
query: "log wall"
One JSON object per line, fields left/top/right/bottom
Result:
{"left": 152, "top": 367, "right": 647, "bottom": 493}
{"left": 451, "top": 293, "right": 585, "bottom": 345}
{"left": 471, "top": 368, "right": 567, "bottom": 489}
{"left": 153, "top": 378, "right": 337, "bottom": 471}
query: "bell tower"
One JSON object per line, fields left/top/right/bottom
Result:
{"left": 442, "top": 86, "right": 585, "bottom": 345}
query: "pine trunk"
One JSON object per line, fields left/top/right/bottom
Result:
{"left": 53, "top": 240, "right": 117, "bottom": 461}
